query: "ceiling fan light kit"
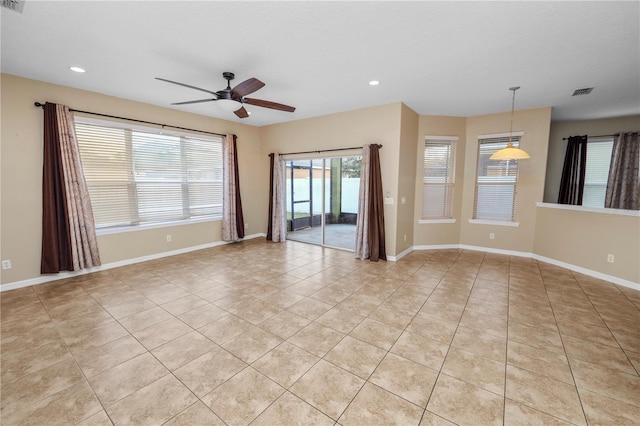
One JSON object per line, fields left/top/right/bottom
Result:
{"left": 217, "top": 98, "right": 242, "bottom": 112}
{"left": 490, "top": 86, "right": 531, "bottom": 161}
{"left": 156, "top": 71, "right": 295, "bottom": 119}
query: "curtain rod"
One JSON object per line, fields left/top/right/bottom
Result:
{"left": 278, "top": 144, "right": 382, "bottom": 156}
{"left": 34, "top": 102, "right": 226, "bottom": 137}
{"left": 562, "top": 134, "right": 616, "bottom": 140}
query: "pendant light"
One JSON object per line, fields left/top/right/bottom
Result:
{"left": 490, "top": 86, "right": 530, "bottom": 160}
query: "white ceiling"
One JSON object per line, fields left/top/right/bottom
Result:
{"left": 2, "top": 1, "right": 639, "bottom": 127}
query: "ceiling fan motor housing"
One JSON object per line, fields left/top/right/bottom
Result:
{"left": 216, "top": 90, "right": 237, "bottom": 101}
{"left": 220, "top": 72, "right": 238, "bottom": 100}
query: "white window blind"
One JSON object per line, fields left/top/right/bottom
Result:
{"left": 473, "top": 136, "right": 521, "bottom": 221}
{"left": 423, "top": 138, "right": 457, "bottom": 219}
{"left": 583, "top": 138, "right": 614, "bottom": 208}
{"left": 75, "top": 119, "right": 223, "bottom": 230}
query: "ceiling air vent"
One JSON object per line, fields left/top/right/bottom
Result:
{"left": 572, "top": 87, "right": 594, "bottom": 96}
{"left": 1, "top": 0, "right": 24, "bottom": 12}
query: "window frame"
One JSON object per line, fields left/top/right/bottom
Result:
{"left": 471, "top": 132, "right": 524, "bottom": 226}
{"left": 74, "top": 116, "right": 223, "bottom": 235}
{"left": 421, "top": 136, "right": 458, "bottom": 222}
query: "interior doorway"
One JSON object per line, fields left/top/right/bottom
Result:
{"left": 284, "top": 155, "right": 362, "bottom": 251}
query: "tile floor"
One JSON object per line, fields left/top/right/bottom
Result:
{"left": 1, "top": 239, "right": 639, "bottom": 425}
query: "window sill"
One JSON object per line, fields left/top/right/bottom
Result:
{"left": 536, "top": 202, "right": 640, "bottom": 217}
{"left": 468, "top": 219, "right": 520, "bottom": 227}
{"left": 96, "top": 216, "right": 220, "bottom": 236}
{"left": 419, "top": 219, "right": 457, "bottom": 224}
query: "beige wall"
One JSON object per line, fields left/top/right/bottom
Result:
{"left": 544, "top": 115, "right": 640, "bottom": 203}
{"left": 260, "top": 103, "right": 404, "bottom": 257}
{"left": 459, "top": 107, "right": 552, "bottom": 253}
{"left": 413, "top": 115, "right": 467, "bottom": 246}
{"left": 396, "top": 104, "right": 419, "bottom": 254}
{"left": 1, "top": 74, "right": 636, "bottom": 287}
{"left": 537, "top": 115, "right": 640, "bottom": 284}
{"left": 534, "top": 207, "right": 640, "bottom": 283}
{"left": 0, "top": 74, "right": 265, "bottom": 285}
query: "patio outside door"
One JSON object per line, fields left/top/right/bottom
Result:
{"left": 285, "top": 155, "right": 361, "bottom": 251}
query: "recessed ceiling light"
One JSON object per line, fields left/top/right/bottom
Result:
{"left": 369, "top": 80, "right": 380, "bottom": 86}
{"left": 69, "top": 66, "right": 86, "bottom": 73}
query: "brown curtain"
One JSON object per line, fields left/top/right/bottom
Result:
{"left": 605, "top": 132, "right": 639, "bottom": 210}
{"left": 368, "top": 145, "right": 386, "bottom": 261}
{"left": 355, "top": 144, "right": 386, "bottom": 261}
{"left": 266, "top": 153, "right": 286, "bottom": 242}
{"left": 558, "top": 135, "right": 588, "bottom": 205}
{"left": 221, "top": 134, "right": 245, "bottom": 241}
{"left": 41, "top": 103, "right": 100, "bottom": 273}
{"left": 266, "top": 153, "right": 275, "bottom": 241}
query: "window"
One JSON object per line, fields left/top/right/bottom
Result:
{"left": 473, "top": 135, "right": 522, "bottom": 222}
{"left": 75, "top": 118, "right": 223, "bottom": 231}
{"left": 582, "top": 137, "right": 614, "bottom": 208}
{"left": 422, "top": 137, "right": 457, "bottom": 219}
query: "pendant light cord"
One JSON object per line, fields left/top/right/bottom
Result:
{"left": 508, "top": 86, "right": 520, "bottom": 147}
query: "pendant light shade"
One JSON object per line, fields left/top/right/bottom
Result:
{"left": 490, "top": 142, "right": 530, "bottom": 160}
{"left": 489, "top": 87, "right": 531, "bottom": 160}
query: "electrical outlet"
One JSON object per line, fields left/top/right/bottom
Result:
{"left": 489, "top": 233, "right": 495, "bottom": 240}
{"left": 244, "top": 223, "right": 249, "bottom": 230}
{"left": 401, "top": 197, "right": 406, "bottom": 205}
{"left": 1, "top": 260, "right": 11, "bottom": 270}
{"left": 166, "top": 235, "right": 172, "bottom": 242}
{"left": 403, "top": 234, "right": 407, "bottom": 242}
{"left": 607, "top": 254, "right": 614, "bottom": 263}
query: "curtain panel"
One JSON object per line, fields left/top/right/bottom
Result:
{"left": 221, "top": 134, "right": 245, "bottom": 241}
{"left": 266, "top": 153, "right": 286, "bottom": 242}
{"left": 355, "top": 146, "right": 371, "bottom": 259}
{"left": 605, "top": 132, "right": 640, "bottom": 210}
{"left": 355, "top": 144, "right": 386, "bottom": 261}
{"left": 41, "top": 103, "right": 100, "bottom": 274}
{"left": 558, "top": 135, "right": 588, "bottom": 205}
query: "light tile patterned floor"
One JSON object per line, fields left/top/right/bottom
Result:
{"left": 1, "top": 239, "right": 639, "bottom": 425}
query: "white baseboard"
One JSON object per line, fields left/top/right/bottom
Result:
{"left": 531, "top": 253, "right": 640, "bottom": 291}
{"left": 0, "top": 233, "right": 266, "bottom": 292}
{"left": 387, "top": 246, "right": 414, "bottom": 262}
{"left": 412, "top": 244, "right": 639, "bottom": 291}
{"left": 413, "top": 244, "right": 461, "bottom": 251}
{"left": 4, "top": 235, "right": 637, "bottom": 293}
{"left": 459, "top": 244, "right": 531, "bottom": 259}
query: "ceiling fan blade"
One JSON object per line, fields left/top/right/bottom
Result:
{"left": 244, "top": 98, "right": 296, "bottom": 112}
{"left": 171, "top": 98, "right": 217, "bottom": 105}
{"left": 231, "top": 78, "right": 265, "bottom": 97}
{"left": 156, "top": 77, "right": 219, "bottom": 96}
{"left": 234, "top": 106, "right": 249, "bottom": 119}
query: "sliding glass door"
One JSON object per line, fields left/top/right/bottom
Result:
{"left": 285, "top": 159, "right": 323, "bottom": 245}
{"left": 284, "top": 155, "right": 361, "bottom": 251}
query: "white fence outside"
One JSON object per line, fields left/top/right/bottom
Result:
{"left": 286, "top": 177, "right": 360, "bottom": 215}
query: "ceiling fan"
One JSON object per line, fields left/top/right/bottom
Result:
{"left": 156, "top": 72, "right": 296, "bottom": 119}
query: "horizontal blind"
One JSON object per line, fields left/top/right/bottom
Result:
{"left": 75, "top": 120, "right": 223, "bottom": 230}
{"left": 583, "top": 138, "right": 614, "bottom": 208}
{"left": 184, "top": 136, "right": 223, "bottom": 218}
{"left": 473, "top": 136, "right": 520, "bottom": 221}
{"left": 423, "top": 139, "right": 456, "bottom": 219}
